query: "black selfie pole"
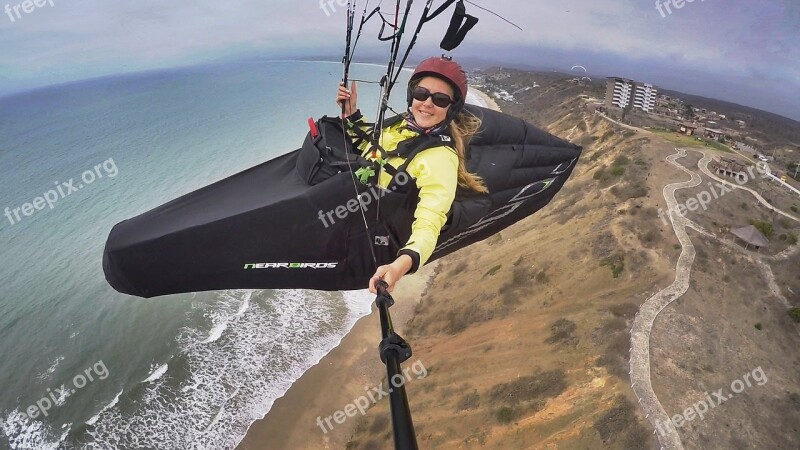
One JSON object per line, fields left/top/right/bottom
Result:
{"left": 375, "top": 280, "right": 418, "bottom": 450}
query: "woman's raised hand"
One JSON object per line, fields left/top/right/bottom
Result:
{"left": 336, "top": 81, "right": 358, "bottom": 118}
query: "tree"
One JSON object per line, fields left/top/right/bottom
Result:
{"left": 789, "top": 162, "right": 800, "bottom": 180}
{"left": 683, "top": 104, "right": 696, "bottom": 121}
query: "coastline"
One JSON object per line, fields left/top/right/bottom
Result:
{"left": 236, "top": 86, "right": 498, "bottom": 450}
{"left": 235, "top": 263, "right": 436, "bottom": 450}
{"left": 470, "top": 87, "right": 501, "bottom": 111}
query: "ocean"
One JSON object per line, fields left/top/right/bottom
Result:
{"left": 0, "top": 60, "right": 416, "bottom": 449}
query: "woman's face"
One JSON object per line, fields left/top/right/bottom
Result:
{"left": 410, "top": 76, "right": 454, "bottom": 129}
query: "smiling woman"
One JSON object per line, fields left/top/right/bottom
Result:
{"left": 336, "top": 56, "right": 489, "bottom": 294}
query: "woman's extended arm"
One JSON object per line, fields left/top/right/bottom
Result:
{"left": 368, "top": 146, "right": 459, "bottom": 293}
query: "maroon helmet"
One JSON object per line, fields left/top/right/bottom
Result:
{"left": 407, "top": 56, "right": 468, "bottom": 121}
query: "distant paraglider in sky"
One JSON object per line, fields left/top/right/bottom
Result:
{"left": 570, "top": 65, "right": 592, "bottom": 83}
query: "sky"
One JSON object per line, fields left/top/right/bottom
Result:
{"left": 1, "top": 0, "right": 798, "bottom": 120}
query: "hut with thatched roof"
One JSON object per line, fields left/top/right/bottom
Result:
{"left": 731, "top": 225, "right": 769, "bottom": 251}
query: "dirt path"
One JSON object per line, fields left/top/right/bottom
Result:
{"left": 627, "top": 145, "right": 800, "bottom": 450}
{"left": 694, "top": 150, "right": 800, "bottom": 223}
{"left": 595, "top": 111, "right": 640, "bottom": 132}
{"left": 629, "top": 148, "right": 709, "bottom": 450}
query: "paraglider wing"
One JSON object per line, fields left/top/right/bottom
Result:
{"left": 431, "top": 105, "right": 581, "bottom": 258}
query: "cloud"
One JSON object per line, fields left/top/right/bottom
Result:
{"left": 0, "top": 0, "right": 797, "bottom": 119}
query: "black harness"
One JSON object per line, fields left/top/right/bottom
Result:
{"left": 297, "top": 113, "right": 456, "bottom": 191}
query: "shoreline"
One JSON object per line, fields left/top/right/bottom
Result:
{"left": 236, "top": 86, "right": 498, "bottom": 450}
{"left": 235, "top": 263, "right": 435, "bottom": 450}
{"left": 472, "top": 87, "right": 502, "bottom": 112}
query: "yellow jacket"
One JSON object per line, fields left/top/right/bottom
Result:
{"left": 351, "top": 115, "right": 459, "bottom": 272}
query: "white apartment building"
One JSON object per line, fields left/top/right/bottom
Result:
{"left": 633, "top": 83, "right": 657, "bottom": 112}
{"left": 604, "top": 78, "right": 658, "bottom": 113}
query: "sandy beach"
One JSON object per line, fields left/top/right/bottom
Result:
{"left": 471, "top": 88, "right": 501, "bottom": 111}
{"left": 236, "top": 262, "right": 436, "bottom": 450}
{"left": 236, "top": 87, "right": 498, "bottom": 450}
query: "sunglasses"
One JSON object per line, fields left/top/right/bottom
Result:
{"left": 411, "top": 86, "right": 454, "bottom": 108}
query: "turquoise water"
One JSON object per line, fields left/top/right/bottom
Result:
{"left": 0, "top": 61, "right": 409, "bottom": 449}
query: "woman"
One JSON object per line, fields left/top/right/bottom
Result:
{"left": 335, "top": 56, "right": 487, "bottom": 294}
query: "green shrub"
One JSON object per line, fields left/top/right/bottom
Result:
{"left": 787, "top": 232, "right": 798, "bottom": 246}
{"left": 594, "top": 167, "right": 607, "bottom": 180}
{"left": 593, "top": 396, "right": 637, "bottom": 442}
{"left": 456, "top": 391, "right": 481, "bottom": 411}
{"left": 789, "top": 308, "right": 800, "bottom": 323}
{"left": 488, "top": 369, "right": 568, "bottom": 406}
{"left": 600, "top": 254, "right": 625, "bottom": 278}
{"left": 613, "top": 155, "right": 630, "bottom": 166}
{"left": 608, "top": 303, "right": 638, "bottom": 318}
{"left": 484, "top": 264, "right": 502, "bottom": 277}
{"left": 497, "top": 407, "right": 515, "bottom": 424}
{"left": 611, "top": 182, "right": 648, "bottom": 200}
{"left": 754, "top": 323, "right": 763, "bottom": 330}
{"left": 749, "top": 219, "right": 774, "bottom": 238}
{"left": 545, "top": 318, "right": 578, "bottom": 345}
{"left": 791, "top": 206, "right": 798, "bottom": 213}
{"left": 445, "top": 303, "right": 493, "bottom": 334}
{"left": 610, "top": 166, "right": 626, "bottom": 177}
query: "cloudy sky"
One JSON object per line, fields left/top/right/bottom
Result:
{"left": 1, "top": 0, "right": 798, "bottom": 119}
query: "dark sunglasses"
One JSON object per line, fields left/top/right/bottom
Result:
{"left": 411, "top": 86, "right": 454, "bottom": 108}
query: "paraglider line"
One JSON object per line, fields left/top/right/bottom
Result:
{"left": 463, "top": 0, "right": 522, "bottom": 31}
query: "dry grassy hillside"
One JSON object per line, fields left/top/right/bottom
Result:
{"left": 345, "top": 77, "right": 800, "bottom": 449}
{"left": 345, "top": 101, "right": 681, "bottom": 449}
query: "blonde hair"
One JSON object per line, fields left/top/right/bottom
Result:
{"left": 408, "top": 77, "right": 488, "bottom": 193}
{"left": 449, "top": 110, "right": 488, "bottom": 193}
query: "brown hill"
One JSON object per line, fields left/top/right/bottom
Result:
{"left": 345, "top": 79, "right": 800, "bottom": 449}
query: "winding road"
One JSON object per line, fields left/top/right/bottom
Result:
{"left": 625, "top": 145, "right": 799, "bottom": 450}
